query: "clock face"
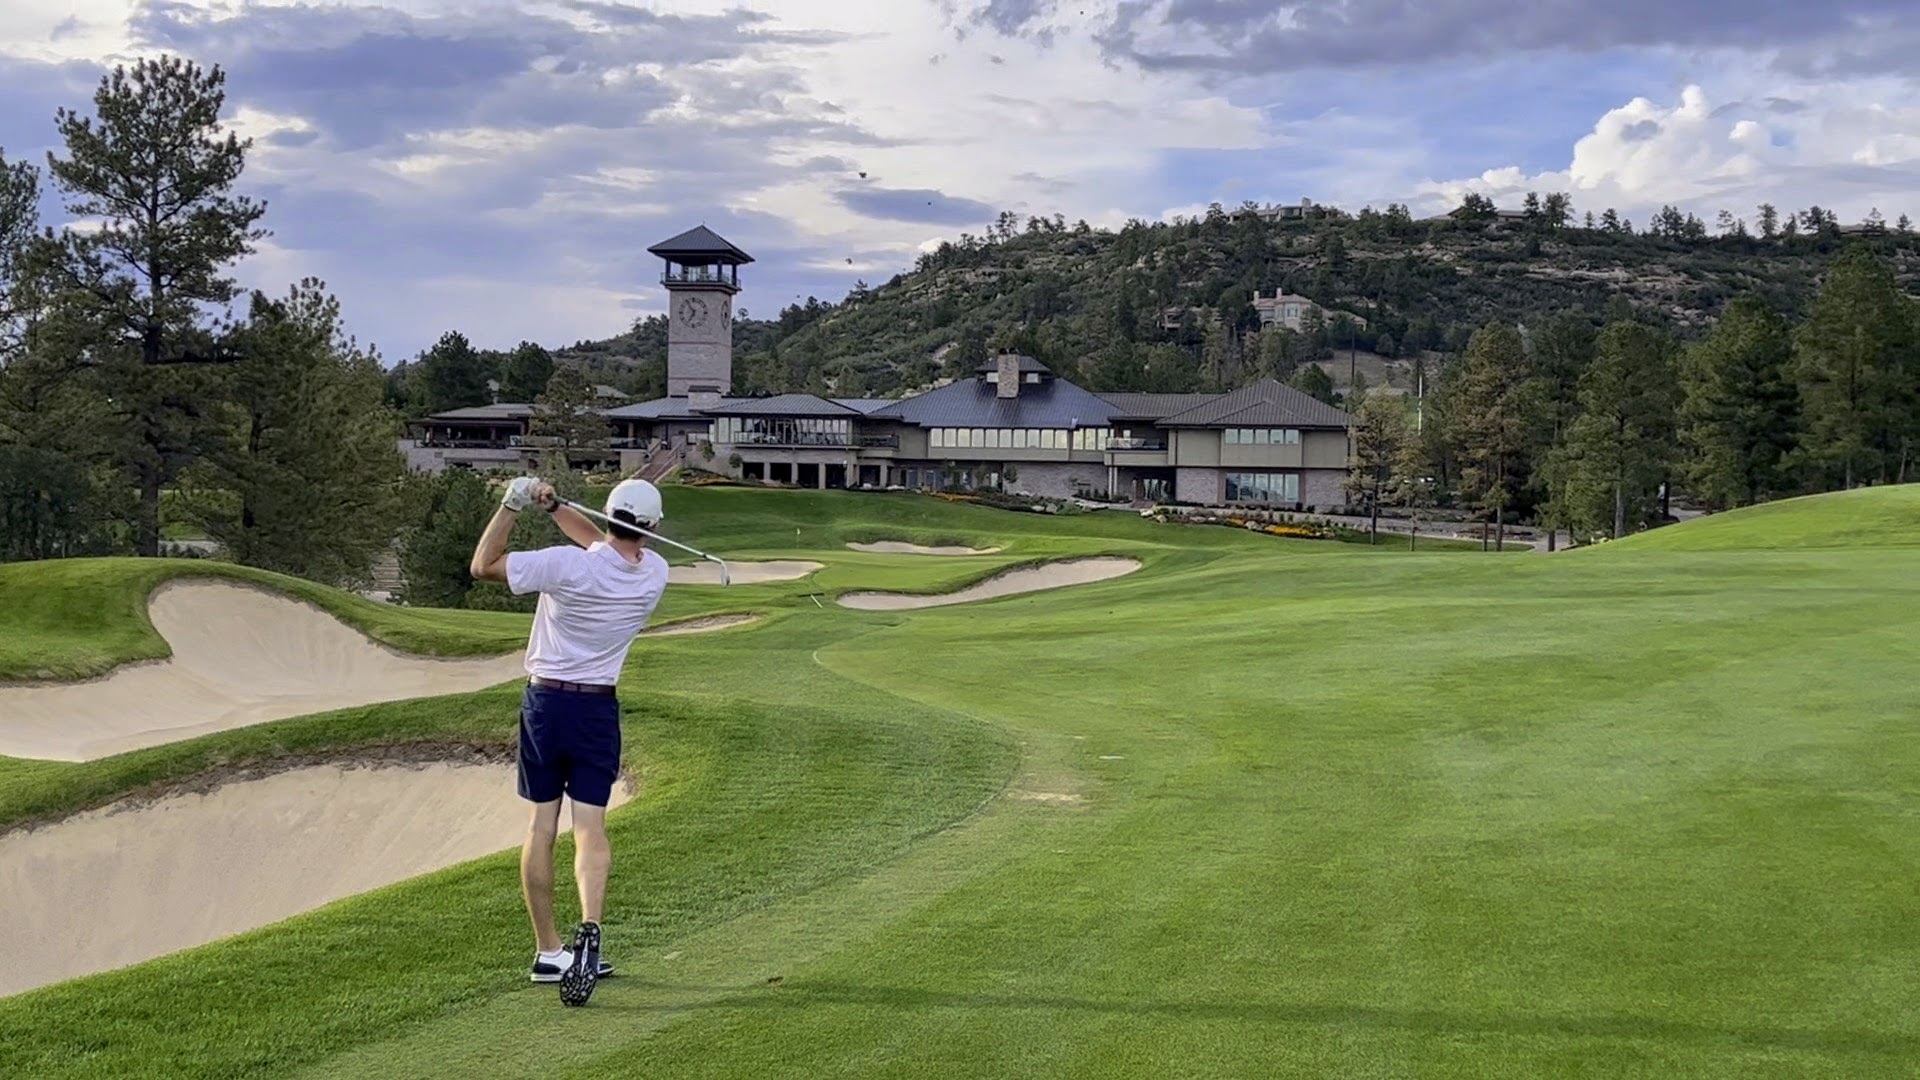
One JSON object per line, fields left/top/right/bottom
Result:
{"left": 678, "top": 296, "right": 711, "bottom": 329}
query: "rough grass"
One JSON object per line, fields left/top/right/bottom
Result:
{"left": 4, "top": 486, "right": 1917, "bottom": 1077}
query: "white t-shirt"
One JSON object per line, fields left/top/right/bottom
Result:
{"left": 506, "top": 541, "right": 669, "bottom": 685}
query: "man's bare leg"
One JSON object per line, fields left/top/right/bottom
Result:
{"left": 521, "top": 799, "right": 564, "bottom": 953}
{"left": 571, "top": 801, "right": 611, "bottom": 924}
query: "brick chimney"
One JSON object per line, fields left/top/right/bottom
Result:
{"left": 687, "top": 385, "right": 722, "bottom": 412}
{"left": 996, "top": 354, "right": 1020, "bottom": 399}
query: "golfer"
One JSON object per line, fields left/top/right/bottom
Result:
{"left": 470, "top": 475, "right": 669, "bottom": 1006}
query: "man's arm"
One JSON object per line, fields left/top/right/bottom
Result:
{"left": 471, "top": 476, "right": 539, "bottom": 583}
{"left": 549, "top": 501, "right": 602, "bottom": 549}
{"left": 469, "top": 504, "right": 519, "bottom": 583}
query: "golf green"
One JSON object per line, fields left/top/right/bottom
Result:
{"left": 1, "top": 485, "right": 1916, "bottom": 1077}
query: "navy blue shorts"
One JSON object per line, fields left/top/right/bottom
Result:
{"left": 517, "top": 684, "right": 622, "bottom": 807}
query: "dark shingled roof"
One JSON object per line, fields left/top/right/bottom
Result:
{"left": 869, "top": 375, "right": 1120, "bottom": 429}
{"left": 702, "top": 394, "right": 860, "bottom": 418}
{"left": 1098, "top": 392, "right": 1219, "bottom": 421}
{"left": 603, "top": 396, "right": 743, "bottom": 421}
{"left": 646, "top": 225, "right": 753, "bottom": 263}
{"left": 831, "top": 398, "right": 897, "bottom": 414}
{"left": 1158, "top": 379, "right": 1353, "bottom": 429}
{"left": 421, "top": 403, "right": 536, "bottom": 422}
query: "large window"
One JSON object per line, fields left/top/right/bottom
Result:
{"left": 1223, "top": 428, "right": 1302, "bottom": 445}
{"left": 1071, "top": 427, "right": 1110, "bottom": 451}
{"left": 713, "top": 417, "right": 850, "bottom": 446}
{"left": 1224, "top": 472, "right": 1300, "bottom": 504}
{"left": 929, "top": 428, "right": 1098, "bottom": 451}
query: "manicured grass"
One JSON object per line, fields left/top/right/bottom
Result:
{"left": 0, "top": 559, "right": 531, "bottom": 681}
{"left": 4, "top": 486, "right": 1917, "bottom": 1076}
{"left": 1618, "top": 484, "right": 1920, "bottom": 552}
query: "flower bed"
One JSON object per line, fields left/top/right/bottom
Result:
{"left": 1142, "top": 507, "right": 1338, "bottom": 541}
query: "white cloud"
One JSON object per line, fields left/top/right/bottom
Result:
{"left": 1416, "top": 81, "right": 1920, "bottom": 224}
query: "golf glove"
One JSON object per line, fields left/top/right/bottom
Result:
{"left": 502, "top": 476, "right": 539, "bottom": 511}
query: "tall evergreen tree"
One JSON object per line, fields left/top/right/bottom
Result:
{"left": 1526, "top": 312, "right": 1597, "bottom": 549}
{"left": 1792, "top": 249, "right": 1919, "bottom": 488}
{"left": 42, "top": 57, "right": 268, "bottom": 555}
{"left": 0, "top": 290, "right": 125, "bottom": 560}
{"left": 531, "top": 364, "right": 610, "bottom": 457}
{"left": 0, "top": 146, "right": 37, "bottom": 354}
{"left": 1451, "top": 322, "right": 1541, "bottom": 550}
{"left": 399, "top": 469, "right": 492, "bottom": 609}
{"left": 1200, "top": 318, "right": 1232, "bottom": 391}
{"left": 1549, "top": 321, "right": 1678, "bottom": 539}
{"left": 1676, "top": 297, "right": 1798, "bottom": 509}
{"left": 498, "top": 340, "right": 555, "bottom": 402}
{"left": 1345, "top": 395, "right": 1410, "bottom": 543}
{"left": 185, "top": 278, "right": 405, "bottom": 584}
{"left": 1289, "top": 362, "right": 1336, "bottom": 405}
{"left": 417, "top": 329, "right": 491, "bottom": 413}
{"left": 1256, "top": 325, "right": 1299, "bottom": 381}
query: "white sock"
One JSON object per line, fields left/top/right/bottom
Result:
{"left": 538, "top": 948, "right": 570, "bottom": 962}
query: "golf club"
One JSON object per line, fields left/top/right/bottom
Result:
{"left": 555, "top": 498, "right": 731, "bottom": 586}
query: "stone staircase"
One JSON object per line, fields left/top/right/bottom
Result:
{"left": 635, "top": 441, "right": 682, "bottom": 482}
{"left": 365, "top": 545, "right": 405, "bottom": 603}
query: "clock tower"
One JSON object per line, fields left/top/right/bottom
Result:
{"left": 647, "top": 225, "right": 753, "bottom": 397}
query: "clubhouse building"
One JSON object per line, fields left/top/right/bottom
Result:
{"left": 404, "top": 227, "right": 1355, "bottom": 510}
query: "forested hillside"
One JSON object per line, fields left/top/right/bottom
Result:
{"left": 563, "top": 199, "right": 1920, "bottom": 402}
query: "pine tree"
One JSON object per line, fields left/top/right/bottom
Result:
{"left": 418, "top": 330, "right": 491, "bottom": 413}
{"left": 1451, "top": 323, "right": 1542, "bottom": 549}
{"left": 0, "top": 295, "right": 125, "bottom": 559}
{"left": 399, "top": 469, "right": 493, "bottom": 608}
{"left": 1526, "top": 312, "right": 1598, "bottom": 549}
{"left": 1200, "top": 318, "right": 1233, "bottom": 391}
{"left": 42, "top": 57, "right": 268, "bottom": 555}
{"left": 1792, "top": 249, "right": 1920, "bottom": 488}
{"left": 498, "top": 340, "right": 555, "bottom": 402}
{"left": 1289, "top": 362, "right": 1335, "bottom": 404}
{"left": 532, "top": 364, "right": 609, "bottom": 459}
{"left": 1344, "top": 395, "right": 1409, "bottom": 543}
{"left": 1757, "top": 203, "right": 1779, "bottom": 239}
{"left": 1677, "top": 297, "right": 1797, "bottom": 509}
{"left": 1298, "top": 306, "right": 1331, "bottom": 361}
{"left": 0, "top": 146, "right": 37, "bottom": 353}
{"left": 1543, "top": 192, "right": 1572, "bottom": 229}
{"left": 185, "top": 278, "right": 405, "bottom": 584}
{"left": 1549, "top": 321, "right": 1677, "bottom": 539}
{"left": 1256, "top": 325, "right": 1299, "bottom": 381}
{"left": 1089, "top": 340, "right": 1144, "bottom": 391}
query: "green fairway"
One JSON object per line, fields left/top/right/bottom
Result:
{"left": 2, "top": 486, "right": 1917, "bottom": 1077}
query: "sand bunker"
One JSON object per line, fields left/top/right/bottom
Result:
{"left": 0, "top": 760, "right": 630, "bottom": 998}
{"left": 0, "top": 581, "right": 525, "bottom": 762}
{"left": 845, "top": 541, "right": 1003, "bottom": 556}
{"left": 668, "top": 560, "right": 822, "bottom": 585}
{"left": 639, "top": 613, "right": 761, "bottom": 636}
{"left": 837, "top": 557, "right": 1141, "bottom": 610}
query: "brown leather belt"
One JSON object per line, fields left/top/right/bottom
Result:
{"left": 529, "top": 677, "right": 616, "bottom": 695}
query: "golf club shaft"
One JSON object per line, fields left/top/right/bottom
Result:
{"left": 554, "top": 499, "right": 727, "bottom": 566}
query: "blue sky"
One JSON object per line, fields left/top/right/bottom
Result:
{"left": 2, "top": 1, "right": 1916, "bottom": 362}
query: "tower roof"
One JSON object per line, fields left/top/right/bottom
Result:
{"left": 647, "top": 225, "right": 754, "bottom": 264}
